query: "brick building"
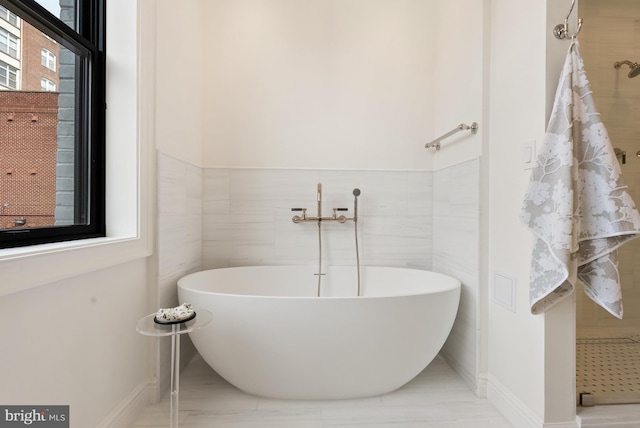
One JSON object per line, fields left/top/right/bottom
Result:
{"left": 0, "top": 6, "right": 61, "bottom": 229}
{"left": 0, "top": 91, "right": 58, "bottom": 228}
{"left": 20, "top": 21, "right": 60, "bottom": 92}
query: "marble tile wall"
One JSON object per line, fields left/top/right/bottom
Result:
{"left": 157, "top": 152, "right": 203, "bottom": 305}
{"left": 432, "top": 158, "right": 481, "bottom": 391}
{"left": 156, "top": 152, "right": 203, "bottom": 395}
{"left": 202, "top": 168, "right": 433, "bottom": 270}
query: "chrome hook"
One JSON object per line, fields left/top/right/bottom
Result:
{"left": 553, "top": 0, "right": 583, "bottom": 40}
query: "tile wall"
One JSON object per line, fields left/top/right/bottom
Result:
{"left": 201, "top": 168, "right": 433, "bottom": 270}
{"left": 156, "top": 152, "right": 203, "bottom": 394}
{"left": 577, "top": 0, "right": 640, "bottom": 332}
{"left": 433, "top": 159, "right": 481, "bottom": 389}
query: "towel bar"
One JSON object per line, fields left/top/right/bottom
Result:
{"left": 425, "top": 122, "right": 478, "bottom": 151}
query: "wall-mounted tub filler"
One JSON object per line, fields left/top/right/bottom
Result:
{"left": 291, "top": 183, "right": 358, "bottom": 223}
{"left": 292, "top": 183, "right": 361, "bottom": 296}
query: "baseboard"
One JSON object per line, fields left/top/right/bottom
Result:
{"left": 96, "top": 381, "right": 154, "bottom": 428}
{"left": 477, "top": 372, "right": 489, "bottom": 398}
{"left": 486, "top": 374, "right": 543, "bottom": 428}
{"left": 544, "top": 422, "right": 580, "bottom": 428}
{"left": 486, "top": 374, "right": 580, "bottom": 428}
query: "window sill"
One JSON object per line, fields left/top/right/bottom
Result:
{"left": 0, "top": 235, "right": 152, "bottom": 297}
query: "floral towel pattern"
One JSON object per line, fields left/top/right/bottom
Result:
{"left": 520, "top": 41, "right": 640, "bottom": 319}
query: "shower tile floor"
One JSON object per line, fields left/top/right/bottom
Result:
{"left": 576, "top": 335, "right": 640, "bottom": 406}
{"left": 131, "top": 354, "right": 513, "bottom": 427}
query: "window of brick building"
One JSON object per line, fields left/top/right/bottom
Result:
{"left": 40, "top": 46, "right": 54, "bottom": 70}
{"left": 40, "top": 76, "right": 55, "bottom": 91}
{"left": 0, "top": 5, "right": 18, "bottom": 27}
{"left": 0, "top": 27, "right": 18, "bottom": 57}
{"left": 0, "top": 60, "right": 17, "bottom": 88}
{"left": 0, "top": 0, "right": 105, "bottom": 248}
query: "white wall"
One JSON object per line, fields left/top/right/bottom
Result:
{"left": 0, "top": 261, "right": 148, "bottom": 427}
{"left": 431, "top": 1, "right": 485, "bottom": 171}
{"left": 487, "top": 1, "right": 577, "bottom": 427}
{"left": 201, "top": 0, "right": 436, "bottom": 170}
{"left": 487, "top": 0, "right": 546, "bottom": 425}
{"left": 155, "top": 0, "right": 204, "bottom": 165}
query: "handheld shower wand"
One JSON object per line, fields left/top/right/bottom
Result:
{"left": 353, "top": 188, "right": 360, "bottom": 221}
{"left": 352, "top": 188, "right": 361, "bottom": 296}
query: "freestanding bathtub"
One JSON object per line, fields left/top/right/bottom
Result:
{"left": 177, "top": 266, "right": 461, "bottom": 400}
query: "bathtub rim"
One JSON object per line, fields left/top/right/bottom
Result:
{"left": 177, "top": 265, "right": 461, "bottom": 300}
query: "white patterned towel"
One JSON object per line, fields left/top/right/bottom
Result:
{"left": 520, "top": 41, "right": 640, "bottom": 319}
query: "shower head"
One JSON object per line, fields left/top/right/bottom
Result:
{"left": 352, "top": 188, "right": 361, "bottom": 197}
{"left": 614, "top": 60, "right": 640, "bottom": 78}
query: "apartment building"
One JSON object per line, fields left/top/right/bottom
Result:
{"left": 0, "top": 4, "right": 60, "bottom": 228}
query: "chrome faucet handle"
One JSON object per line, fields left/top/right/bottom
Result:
{"left": 291, "top": 208, "right": 307, "bottom": 223}
{"left": 332, "top": 208, "right": 348, "bottom": 222}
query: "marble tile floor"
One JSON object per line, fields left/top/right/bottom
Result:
{"left": 578, "top": 404, "right": 640, "bottom": 428}
{"left": 131, "top": 354, "right": 513, "bottom": 428}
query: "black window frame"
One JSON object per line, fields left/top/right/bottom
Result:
{"left": 0, "top": 0, "right": 105, "bottom": 249}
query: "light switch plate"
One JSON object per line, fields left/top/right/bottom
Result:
{"left": 523, "top": 140, "right": 536, "bottom": 169}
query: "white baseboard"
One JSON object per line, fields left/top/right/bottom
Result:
{"left": 486, "top": 374, "right": 579, "bottom": 428}
{"left": 96, "top": 381, "right": 154, "bottom": 428}
{"left": 477, "top": 372, "right": 489, "bottom": 398}
{"left": 486, "top": 374, "right": 542, "bottom": 428}
{"left": 545, "top": 423, "right": 580, "bottom": 428}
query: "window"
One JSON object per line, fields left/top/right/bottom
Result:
{"left": 0, "top": 0, "right": 106, "bottom": 248}
{"left": 40, "top": 77, "right": 55, "bottom": 91}
{"left": 0, "top": 28, "right": 18, "bottom": 57}
{"left": 40, "top": 47, "right": 55, "bottom": 71}
{"left": 0, "top": 5, "right": 18, "bottom": 27}
{"left": 0, "top": 60, "right": 17, "bottom": 89}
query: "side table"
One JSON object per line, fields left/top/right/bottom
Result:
{"left": 136, "top": 308, "right": 212, "bottom": 428}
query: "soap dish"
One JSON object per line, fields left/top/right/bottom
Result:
{"left": 153, "top": 303, "right": 196, "bottom": 324}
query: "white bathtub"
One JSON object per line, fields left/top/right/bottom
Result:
{"left": 178, "top": 266, "right": 461, "bottom": 400}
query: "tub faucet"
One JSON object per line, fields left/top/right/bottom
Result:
{"left": 291, "top": 183, "right": 354, "bottom": 223}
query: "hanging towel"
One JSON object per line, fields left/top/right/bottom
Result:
{"left": 520, "top": 41, "right": 640, "bottom": 319}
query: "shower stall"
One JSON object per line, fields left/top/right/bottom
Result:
{"left": 576, "top": 0, "right": 640, "bottom": 407}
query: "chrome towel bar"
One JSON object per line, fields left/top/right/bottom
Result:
{"left": 425, "top": 122, "right": 478, "bottom": 151}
